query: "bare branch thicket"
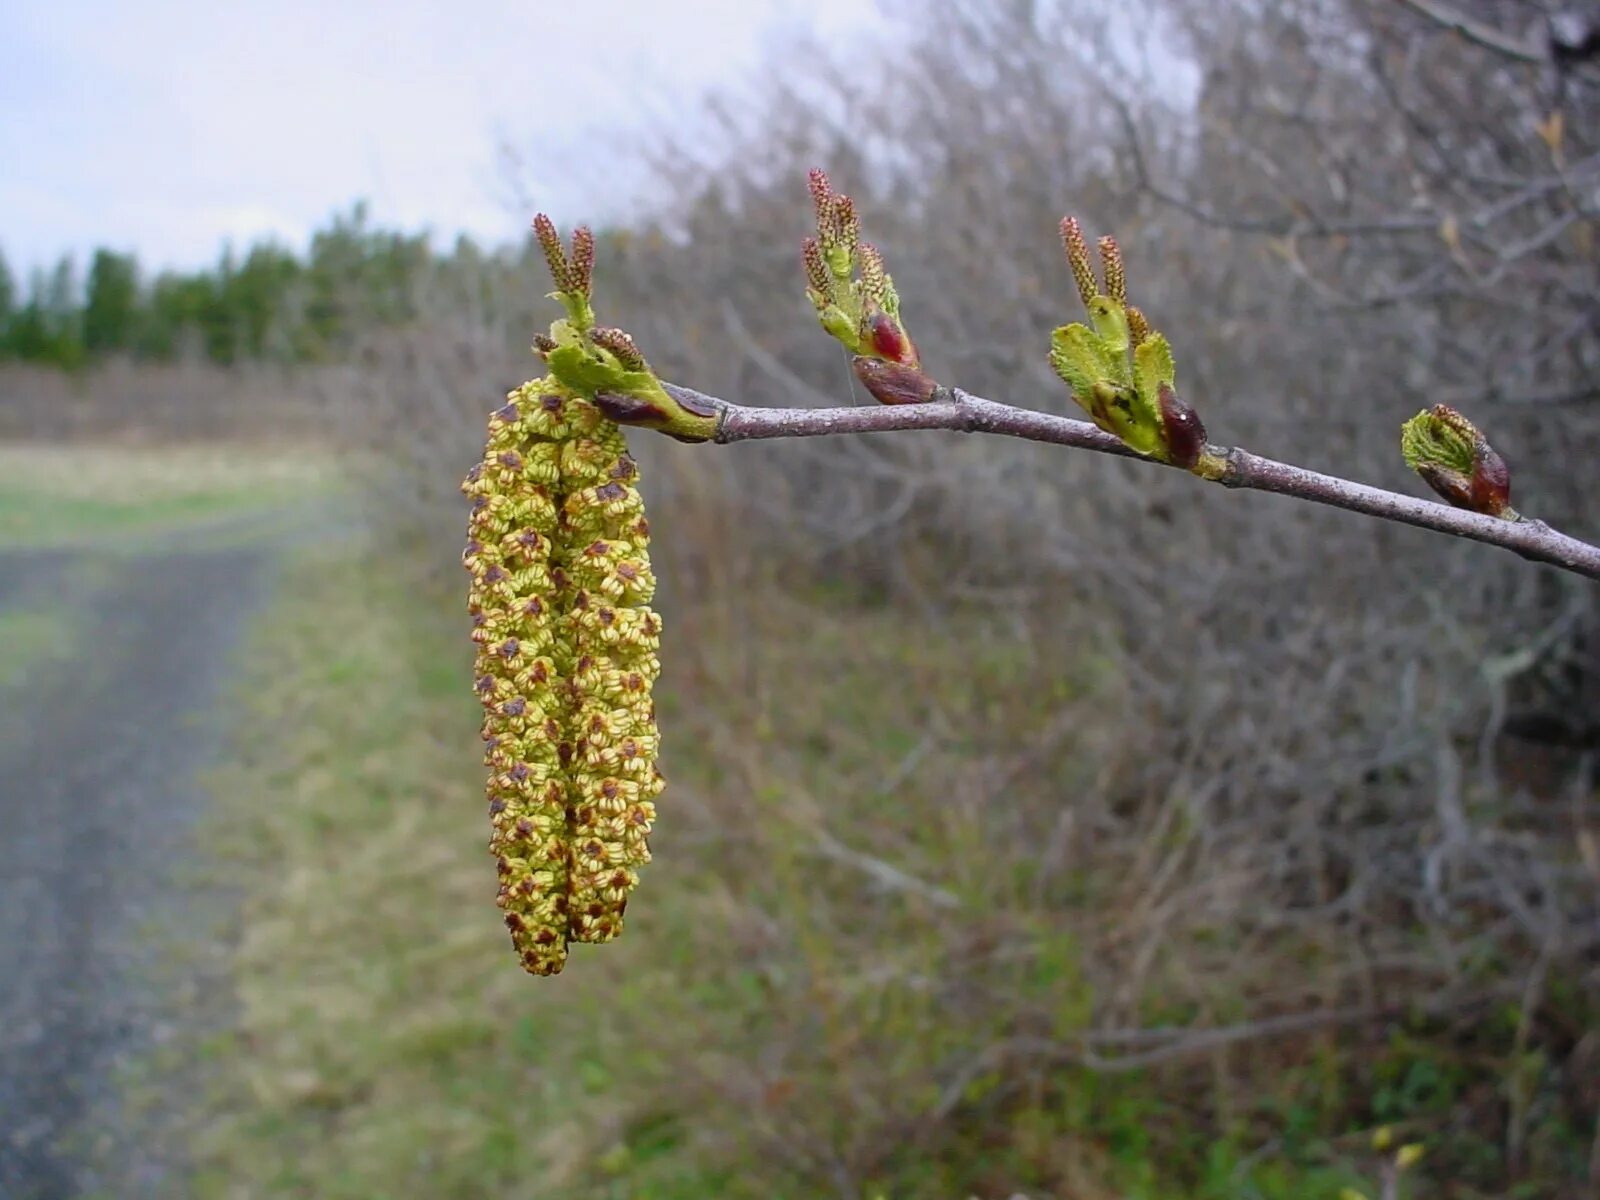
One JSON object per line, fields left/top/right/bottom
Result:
{"left": 334, "top": 0, "right": 1600, "bottom": 1190}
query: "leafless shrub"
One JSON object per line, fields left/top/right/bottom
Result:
{"left": 337, "top": 0, "right": 1598, "bottom": 1190}
{"left": 0, "top": 358, "right": 328, "bottom": 443}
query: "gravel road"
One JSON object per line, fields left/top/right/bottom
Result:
{"left": 0, "top": 540, "right": 272, "bottom": 1199}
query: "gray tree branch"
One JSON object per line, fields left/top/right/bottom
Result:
{"left": 648, "top": 382, "right": 1600, "bottom": 583}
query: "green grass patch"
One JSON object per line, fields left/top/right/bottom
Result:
{"left": 0, "top": 442, "right": 338, "bottom": 547}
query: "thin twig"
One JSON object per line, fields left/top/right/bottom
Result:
{"left": 1397, "top": 0, "right": 1548, "bottom": 65}
{"left": 931, "top": 987, "right": 1512, "bottom": 1119}
{"left": 651, "top": 382, "right": 1600, "bottom": 582}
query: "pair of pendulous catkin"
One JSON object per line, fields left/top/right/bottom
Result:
{"left": 462, "top": 375, "right": 662, "bottom": 976}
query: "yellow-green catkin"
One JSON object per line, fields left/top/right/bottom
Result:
{"left": 462, "top": 375, "right": 662, "bottom": 975}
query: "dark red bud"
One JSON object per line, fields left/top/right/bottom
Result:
{"left": 852, "top": 356, "right": 939, "bottom": 406}
{"left": 866, "top": 312, "right": 917, "bottom": 366}
{"left": 594, "top": 391, "right": 670, "bottom": 427}
{"left": 1469, "top": 441, "right": 1512, "bottom": 517}
{"left": 1157, "top": 383, "right": 1207, "bottom": 469}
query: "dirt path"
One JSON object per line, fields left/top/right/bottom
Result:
{"left": 0, "top": 539, "right": 274, "bottom": 1199}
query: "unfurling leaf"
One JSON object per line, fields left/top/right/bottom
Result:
{"left": 1401, "top": 404, "right": 1516, "bottom": 519}
{"left": 1050, "top": 215, "right": 1213, "bottom": 469}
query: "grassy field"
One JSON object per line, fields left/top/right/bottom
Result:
{"left": 0, "top": 439, "right": 338, "bottom": 700}
{"left": 0, "top": 442, "right": 338, "bottom": 548}
{"left": 152, "top": 540, "right": 1482, "bottom": 1200}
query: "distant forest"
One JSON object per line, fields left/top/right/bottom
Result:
{"left": 0, "top": 202, "right": 522, "bottom": 369}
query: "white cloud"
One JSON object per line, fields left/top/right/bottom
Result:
{"left": 0, "top": 0, "right": 881, "bottom": 278}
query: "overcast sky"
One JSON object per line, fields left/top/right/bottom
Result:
{"left": 0, "top": 1, "right": 881, "bottom": 279}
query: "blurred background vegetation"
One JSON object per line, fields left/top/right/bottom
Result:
{"left": 3, "top": 1, "right": 1598, "bottom": 1197}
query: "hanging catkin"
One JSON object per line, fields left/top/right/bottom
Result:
{"left": 462, "top": 376, "right": 661, "bottom": 976}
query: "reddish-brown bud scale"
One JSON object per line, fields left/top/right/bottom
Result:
{"left": 1470, "top": 442, "right": 1513, "bottom": 517}
{"left": 852, "top": 356, "right": 939, "bottom": 406}
{"left": 866, "top": 312, "right": 916, "bottom": 366}
{"left": 1417, "top": 466, "right": 1474, "bottom": 509}
{"left": 1157, "top": 383, "right": 1207, "bottom": 469}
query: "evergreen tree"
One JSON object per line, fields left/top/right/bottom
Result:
{"left": 138, "top": 270, "right": 217, "bottom": 361}
{"left": 6, "top": 270, "right": 58, "bottom": 364}
{"left": 0, "top": 248, "right": 14, "bottom": 324}
{"left": 83, "top": 248, "right": 139, "bottom": 356}
{"left": 213, "top": 242, "right": 300, "bottom": 361}
{"left": 0, "top": 248, "right": 14, "bottom": 360}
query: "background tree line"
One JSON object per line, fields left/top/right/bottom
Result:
{"left": 0, "top": 202, "right": 491, "bottom": 369}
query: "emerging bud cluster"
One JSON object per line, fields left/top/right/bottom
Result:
{"left": 531, "top": 215, "right": 719, "bottom": 443}
{"left": 1049, "top": 218, "right": 1209, "bottom": 470}
{"left": 802, "top": 169, "right": 934, "bottom": 404}
{"left": 1400, "top": 404, "right": 1516, "bottom": 519}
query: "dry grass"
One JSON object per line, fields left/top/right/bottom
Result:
{"left": 0, "top": 361, "right": 328, "bottom": 443}
{"left": 0, "top": 441, "right": 341, "bottom": 547}
{"left": 171, "top": 527, "right": 1498, "bottom": 1200}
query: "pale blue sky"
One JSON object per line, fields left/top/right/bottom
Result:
{"left": 0, "top": 1, "right": 880, "bottom": 277}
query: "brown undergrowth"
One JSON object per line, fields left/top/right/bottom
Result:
{"left": 169, "top": 422, "right": 1596, "bottom": 1197}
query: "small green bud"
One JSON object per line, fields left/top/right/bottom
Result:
{"left": 819, "top": 306, "right": 863, "bottom": 353}
{"left": 1088, "top": 296, "right": 1131, "bottom": 360}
